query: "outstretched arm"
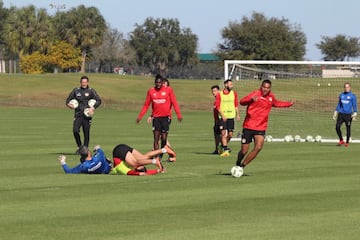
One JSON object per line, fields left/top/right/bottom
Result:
{"left": 58, "top": 155, "right": 82, "bottom": 174}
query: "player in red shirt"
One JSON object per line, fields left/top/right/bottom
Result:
{"left": 235, "top": 79, "right": 294, "bottom": 170}
{"left": 136, "top": 75, "right": 182, "bottom": 159}
{"left": 211, "top": 85, "right": 221, "bottom": 154}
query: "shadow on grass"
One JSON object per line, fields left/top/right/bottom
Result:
{"left": 194, "top": 152, "right": 222, "bottom": 155}
{"left": 215, "top": 172, "right": 250, "bottom": 177}
{"left": 54, "top": 152, "right": 79, "bottom": 155}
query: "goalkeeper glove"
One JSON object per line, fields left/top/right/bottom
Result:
{"left": 351, "top": 112, "right": 357, "bottom": 120}
{"left": 93, "top": 144, "right": 101, "bottom": 152}
{"left": 58, "top": 155, "right": 66, "bottom": 165}
{"left": 332, "top": 111, "right": 338, "bottom": 120}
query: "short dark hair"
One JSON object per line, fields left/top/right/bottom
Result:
{"left": 224, "top": 79, "right": 232, "bottom": 84}
{"left": 211, "top": 85, "right": 220, "bottom": 90}
{"left": 78, "top": 145, "right": 89, "bottom": 157}
{"left": 80, "top": 76, "right": 89, "bottom": 82}
{"left": 154, "top": 74, "right": 162, "bottom": 82}
{"left": 262, "top": 79, "right": 272, "bottom": 86}
{"left": 162, "top": 78, "right": 170, "bottom": 86}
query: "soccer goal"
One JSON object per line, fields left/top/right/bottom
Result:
{"left": 224, "top": 60, "right": 360, "bottom": 143}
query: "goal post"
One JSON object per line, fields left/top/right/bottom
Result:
{"left": 224, "top": 60, "right": 360, "bottom": 80}
{"left": 224, "top": 60, "right": 360, "bottom": 143}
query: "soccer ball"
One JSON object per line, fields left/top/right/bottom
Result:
{"left": 88, "top": 99, "right": 96, "bottom": 108}
{"left": 305, "top": 135, "right": 314, "bottom": 142}
{"left": 69, "top": 99, "right": 79, "bottom": 109}
{"left": 294, "top": 135, "right": 301, "bottom": 142}
{"left": 315, "top": 135, "right": 322, "bottom": 142}
{"left": 265, "top": 135, "right": 273, "bottom": 142}
{"left": 284, "top": 135, "right": 294, "bottom": 142}
{"left": 230, "top": 166, "right": 244, "bottom": 178}
{"left": 84, "top": 108, "right": 94, "bottom": 117}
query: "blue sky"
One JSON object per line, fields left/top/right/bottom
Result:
{"left": 4, "top": 0, "right": 360, "bottom": 60}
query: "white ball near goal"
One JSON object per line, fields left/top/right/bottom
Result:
{"left": 315, "top": 135, "right": 322, "bottom": 142}
{"left": 230, "top": 166, "right": 244, "bottom": 178}
{"left": 305, "top": 135, "right": 314, "bottom": 142}
{"left": 294, "top": 135, "right": 301, "bottom": 142}
{"left": 284, "top": 135, "right": 294, "bottom": 142}
{"left": 265, "top": 135, "right": 273, "bottom": 142}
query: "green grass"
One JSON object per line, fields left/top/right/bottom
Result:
{"left": 1, "top": 74, "right": 360, "bottom": 240}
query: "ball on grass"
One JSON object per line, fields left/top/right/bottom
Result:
{"left": 230, "top": 166, "right": 243, "bottom": 178}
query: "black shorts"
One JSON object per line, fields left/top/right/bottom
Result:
{"left": 337, "top": 113, "right": 352, "bottom": 126}
{"left": 112, "top": 144, "right": 133, "bottom": 160}
{"left": 219, "top": 118, "right": 235, "bottom": 132}
{"left": 241, "top": 128, "right": 266, "bottom": 144}
{"left": 152, "top": 116, "right": 171, "bottom": 133}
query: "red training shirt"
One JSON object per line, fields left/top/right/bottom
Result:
{"left": 240, "top": 89, "right": 293, "bottom": 131}
{"left": 137, "top": 85, "right": 182, "bottom": 120}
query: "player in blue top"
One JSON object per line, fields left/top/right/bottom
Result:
{"left": 332, "top": 82, "right": 357, "bottom": 147}
{"left": 58, "top": 145, "right": 111, "bottom": 174}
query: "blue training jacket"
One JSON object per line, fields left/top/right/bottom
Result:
{"left": 336, "top": 91, "right": 357, "bottom": 114}
{"left": 62, "top": 148, "right": 111, "bottom": 174}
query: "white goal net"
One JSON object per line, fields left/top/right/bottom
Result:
{"left": 224, "top": 60, "right": 360, "bottom": 143}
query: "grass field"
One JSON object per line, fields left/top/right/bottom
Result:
{"left": 0, "top": 74, "right": 360, "bottom": 240}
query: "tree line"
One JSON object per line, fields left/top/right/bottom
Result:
{"left": 0, "top": 1, "right": 359, "bottom": 77}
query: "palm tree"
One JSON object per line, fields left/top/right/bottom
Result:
{"left": 3, "top": 5, "right": 51, "bottom": 73}
{"left": 53, "top": 5, "right": 106, "bottom": 72}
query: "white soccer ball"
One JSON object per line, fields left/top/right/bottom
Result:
{"left": 265, "top": 135, "right": 273, "bottom": 142}
{"left": 305, "top": 135, "right": 314, "bottom": 142}
{"left": 84, "top": 108, "right": 94, "bottom": 117}
{"left": 88, "top": 99, "right": 96, "bottom": 108}
{"left": 69, "top": 99, "right": 79, "bottom": 109}
{"left": 230, "top": 166, "right": 244, "bottom": 178}
{"left": 294, "top": 135, "right": 301, "bottom": 142}
{"left": 315, "top": 135, "right": 322, "bottom": 142}
{"left": 284, "top": 135, "right": 294, "bottom": 142}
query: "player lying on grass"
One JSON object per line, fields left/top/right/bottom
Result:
{"left": 58, "top": 144, "right": 175, "bottom": 175}
{"left": 58, "top": 145, "right": 112, "bottom": 174}
{"left": 110, "top": 144, "right": 175, "bottom": 175}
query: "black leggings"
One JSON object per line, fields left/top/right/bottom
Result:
{"left": 335, "top": 113, "right": 352, "bottom": 142}
{"left": 73, "top": 116, "right": 91, "bottom": 147}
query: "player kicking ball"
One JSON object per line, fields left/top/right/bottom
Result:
{"left": 233, "top": 79, "right": 294, "bottom": 175}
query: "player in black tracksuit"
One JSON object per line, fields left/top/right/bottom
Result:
{"left": 66, "top": 76, "right": 101, "bottom": 152}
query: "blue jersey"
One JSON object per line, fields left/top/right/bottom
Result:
{"left": 336, "top": 92, "right": 357, "bottom": 114}
{"left": 62, "top": 148, "right": 111, "bottom": 174}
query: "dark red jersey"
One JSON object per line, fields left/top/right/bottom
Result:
{"left": 137, "top": 85, "right": 182, "bottom": 120}
{"left": 240, "top": 89, "right": 293, "bottom": 131}
{"left": 213, "top": 95, "right": 219, "bottom": 121}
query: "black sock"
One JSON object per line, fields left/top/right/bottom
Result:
{"left": 236, "top": 152, "right": 245, "bottom": 166}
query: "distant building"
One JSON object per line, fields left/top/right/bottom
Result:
{"left": 197, "top": 53, "right": 220, "bottom": 63}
